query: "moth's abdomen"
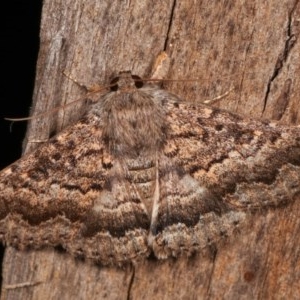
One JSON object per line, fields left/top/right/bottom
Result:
{"left": 125, "top": 157, "right": 157, "bottom": 215}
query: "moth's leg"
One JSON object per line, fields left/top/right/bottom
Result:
{"left": 62, "top": 71, "right": 109, "bottom": 103}
{"left": 151, "top": 51, "right": 171, "bottom": 80}
{"left": 202, "top": 86, "right": 234, "bottom": 105}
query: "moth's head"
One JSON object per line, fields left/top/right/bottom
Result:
{"left": 109, "top": 71, "right": 144, "bottom": 92}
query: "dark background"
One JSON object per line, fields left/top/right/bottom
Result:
{"left": 0, "top": 1, "right": 42, "bottom": 169}
{"left": 0, "top": 0, "right": 42, "bottom": 288}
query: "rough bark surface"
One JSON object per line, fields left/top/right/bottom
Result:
{"left": 2, "top": 1, "right": 300, "bottom": 299}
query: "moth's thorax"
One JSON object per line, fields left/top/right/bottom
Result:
{"left": 97, "top": 80, "right": 167, "bottom": 158}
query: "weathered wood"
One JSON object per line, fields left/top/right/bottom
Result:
{"left": 2, "top": 1, "right": 300, "bottom": 299}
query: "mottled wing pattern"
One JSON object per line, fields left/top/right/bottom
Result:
{"left": 147, "top": 88, "right": 300, "bottom": 258}
{"left": 0, "top": 113, "right": 150, "bottom": 265}
{"left": 1, "top": 71, "right": 300, "bottom": 265}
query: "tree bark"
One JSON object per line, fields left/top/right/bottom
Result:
{"left": 2, "top": 1, "right": 300, "bottom": 299}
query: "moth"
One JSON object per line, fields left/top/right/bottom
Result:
{"left": 1, "top": 71, "right": 300, "bottom": 265}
